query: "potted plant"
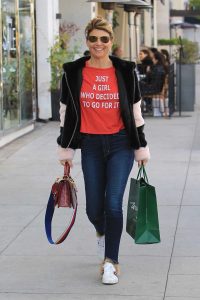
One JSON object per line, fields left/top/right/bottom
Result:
{"left": 175, "top": 39, "right": 199, "bottom": 111}
{"left": 47, "top": 22, "right": 80, "bottom": 121}
{"left": 3, "top": 58, "right": 18, "bottom": 121}
{"left": 19, "top": 52, "right": 33, "bottom": 120}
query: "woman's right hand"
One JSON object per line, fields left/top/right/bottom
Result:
{"left": 59, "top": 159, "right": 73, "bottom": 167}
{"left": 138, "top": 159, "right": 148, "bottom": 167}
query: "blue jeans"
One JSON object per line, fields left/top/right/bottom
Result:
{"left": 81, "top": 129, "right": 134, "bottom": 263}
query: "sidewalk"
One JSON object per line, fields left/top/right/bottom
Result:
{"left": 0, "top": 112, "right": 199, "bottom": 300}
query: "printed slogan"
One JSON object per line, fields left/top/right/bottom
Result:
{"left": 81, "top": 75, "right": 119, "bottom": 109}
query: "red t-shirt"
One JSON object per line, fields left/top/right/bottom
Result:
{"left": 80, "top": 63, "right": 124, "bottom": 134}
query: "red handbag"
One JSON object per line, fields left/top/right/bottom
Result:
{"left": 53, "top": 163, "right": 76, "bottom": 208}
{"left": 45, "top": 162, "right": 78, "bottom": 244}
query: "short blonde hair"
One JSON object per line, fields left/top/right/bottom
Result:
{"left": 85, "top": 16, "right": 114, "bottom": 40}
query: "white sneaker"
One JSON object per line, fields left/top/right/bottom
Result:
{"left": 102, "top": 262, "right": 119, "bottom": 285}
{"left": 97, "top": 234, "right": 105, "bottom": 261}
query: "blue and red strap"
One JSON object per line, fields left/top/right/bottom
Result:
{"left": 45, "top": 191, "right": 77, "bottom": 245}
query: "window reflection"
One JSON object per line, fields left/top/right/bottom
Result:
{"left": 2, "top": 0, "right": 19, "bottom": 129}
{"left": 19, "top": 0, "right": 33, "bottom": 122}
{"left": 1, "top": 0, "right": 34, "bottom": 131}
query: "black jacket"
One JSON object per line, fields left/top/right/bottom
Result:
{"left": 139, "top": 64, "right": 166, "bottom": 96}
{"left": 57, "top": 55, "right": 147, "bottom": 150}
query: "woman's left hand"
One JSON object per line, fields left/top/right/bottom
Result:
{"left": 138, "top": 159, "right": 148, "bottom": 167}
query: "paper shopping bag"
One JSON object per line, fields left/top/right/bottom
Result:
{"left": 126, "top": 165, "right": 160, "bottom": 244}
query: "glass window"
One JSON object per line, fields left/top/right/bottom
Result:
{"left": 2, "top": 0, "right": 19, "bottom": 130}
{"left": 19, "top": 0, "right": 34, "bottom": 122}
{"left": 0, "top": 40, "right": 2, "bottom": 131}
{"left": 0, "top": 0, "right": 35, "bottom": 132}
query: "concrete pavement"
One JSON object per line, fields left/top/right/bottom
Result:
{"left": 0, "top": 112, "right": 200, "bottom": 300}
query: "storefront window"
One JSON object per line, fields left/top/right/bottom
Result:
{"left": 0, "top": 34, "right": 2, "bottom": 131}
{"left": 19, "top": 0, "right": 34, "bottom": 122}
{"left": 2, "top": 0, "right": 19, "bottom": 130}
{"left": 0, "top": 0, "right": 35, "bottom": 132}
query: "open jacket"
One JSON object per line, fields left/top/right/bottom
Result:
{"left": 57, "top": 55, "right": 150, "bottom": 162}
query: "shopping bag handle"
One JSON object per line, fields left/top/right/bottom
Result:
{"left": 136, "top": 164, "right": 149, "bottom": 183}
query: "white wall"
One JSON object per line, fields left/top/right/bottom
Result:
{"left": 157, "top": 0, "right": 170, "bottom": 40}
{"left": 170, "top": 0, "right": 185, "bottom": 9}
{"left": 143, "top": 10, "right": 151, "bottom": 47}
{"left": 183, "top": 27, "right": 200, "bottom": 44}
{"left": 59, "top": 0, "right": 93, "bottom": 55}
{"left": 36, "top": 0, "right": 59, "bottom": 119}
{"left": 170, "top": 0, "right": 184, "bottom": 35}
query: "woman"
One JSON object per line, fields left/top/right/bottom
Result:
{"left": 160, "top": 49, "right": 170, "bottom": 117}
{"left": 140, "top": 51, "right": 166, "bottom": 97}
{"left": 139, "top": 51, "right": 167, "bottom": 116}
{"left": 57, "top": 16, "right": 150, "bottom": 285}
{"left": 137, "top": 49, "right": 153, "bottom": 113}
{"left": 137, "top": 49, "right": 153, "bottom": 76}
{"left": 161, "top": 49, "right": 170, "bottom": 67}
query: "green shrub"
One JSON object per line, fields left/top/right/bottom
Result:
{"left": 189, "top": 0, "right": 200, "bottom": 10}
{"left": 158, "top": 38, "right": 179, "bottom": 46}
{"left": 47, "top": 22, "right": 80, "bottom": 91}
{"left": 178, "top": 39, "right": 199, "bottom": 64}
{"left": 158, "top": 38, "right": 199, "bottom": 63}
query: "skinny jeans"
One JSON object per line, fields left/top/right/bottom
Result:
{"left": 81, "top": 129, "right": 134, "bottom": 263}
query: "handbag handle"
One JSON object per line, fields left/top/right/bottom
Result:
{"left": 64, "top": 162, "right": 70, "bottom": 176}
{"left": 136, "top": 164, "right": 149, "bottom": 183}
{"left": 45, "top": 163, "right": 78, "bottom": 245}
{"left": 45, "top": 191, "right": 77, "bottom": 244}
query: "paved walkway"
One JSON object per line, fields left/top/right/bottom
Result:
{"left": 0, "top": 112, "right": 200, "bottom": 300}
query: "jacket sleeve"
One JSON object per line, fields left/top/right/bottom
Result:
{"left": 57, "top": 72, "right": 75, "bottom": 162}
{"left": 133, "top": 71, "right": 150, "bottom": 162}
{"left": 57, "top": 73, "right": 68, "bottom": 146}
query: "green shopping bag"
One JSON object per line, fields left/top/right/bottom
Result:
{"left": 126, "top": 165, "right": 161, "bottom": 244}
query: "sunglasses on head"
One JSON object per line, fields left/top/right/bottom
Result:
{"left": 88, "top": 35, "right": 110, "bottom": 43}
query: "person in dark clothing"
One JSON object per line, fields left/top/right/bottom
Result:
{"left": 161, "top": 49, "right": 170, "bottom": 66}
{"left": 139, "top": 51, "right": 167, "bottom": 116}
{"left": 160, "top": 49, "right": 170, "bottom": 117}
{"left": 140, "top": 51, "right": 166, "bottom": 96}
{"left": 137, "top": 49, "right": 153, "bottom": 76}
{"left": 149, "top": 47, "right": 158, "bottom": 59}
{"left": 137, "top": 49, "right": 153, "bottom": 113}
{"left": 150, "top": 47, "right": 158, "bottom": 53}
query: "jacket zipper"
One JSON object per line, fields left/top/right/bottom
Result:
{"left": 64, "top": 72, "right": 79, "bottom": 148}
